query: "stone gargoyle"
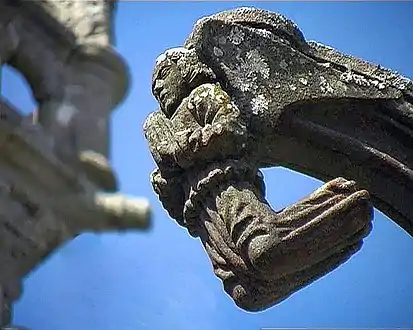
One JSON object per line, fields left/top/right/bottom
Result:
{"left": 144, "top": 7, "right": 413, "bottom": 312}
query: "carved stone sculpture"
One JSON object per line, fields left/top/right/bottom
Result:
{"left": 0, "top": 1, "right": 150, "bottom": 328}
{"left": 144, "top": 7, "right": 413, "bottom": 312}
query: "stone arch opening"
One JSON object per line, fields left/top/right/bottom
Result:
{"left": 261, "top": 165, "right": 413, "bottom": 240}
{"left": 261, "top": 166, "right": 323, "bottom": 211}
{"left": 1, "top": 64, "right": 37, "bottom": 118}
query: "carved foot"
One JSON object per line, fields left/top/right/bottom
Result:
{"left": 79, "top": 150, "right": 118, "bottom": 192}
{"left": 247, "top": 178, "right": 373, "bottom": 279}
{"left": 227, "top": 238, "right": 365, "bottom": 312}
{"left": 202, "top": 176, "right": 374, "bottom": 311}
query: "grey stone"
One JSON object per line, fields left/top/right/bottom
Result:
{"left": 0, "top": 97, "right": 151, "bottom": 328}
{"left": 144, "top": 7, "right": 412, "bottom": 312}
{"left": 0, "top": 1, "right": 151, "bottom": 328}
{"left": 1, "top": 0, "right": 130, "bottom": 191}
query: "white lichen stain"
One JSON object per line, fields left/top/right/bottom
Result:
{"left": 370, "top": 80, "right": 386, "bottom": 90}
{"left": 245, "top": 49, "right": 270, "bottom": 78}
{"left": 187, "top": 101, "right": 195, "bottom": 110}
{"left": 299, "top": 78, "right": 308, "bottom": 86}
{"left": 319, "top": 76, "right": 334, "bottom": 94}
{"left": 155, "top": 47, "right": 189, "bottom": 65}
{"left": 175, "top": 129, "right": 192, "bottom": 136}
{"left": 251, "top": 94, "right": 269, "bottom": 115}
{"left": 239, "top": 81, "right": 254, "bottom": 93}
{"left": 227, "top": 49, "right": 270, "bottom": 93}
{"left": 256, "top": 29, "right": 272, "bottom": 39}
{"left": 340, "top": 71, "right": 374, "bottom": 88}
{"left": 228, "top": 26, "right": 245, "bottom": 45}
{"left": 289, "top": 84, "right": 297, "bottom": 91}
{"left": 340, "top": 72, "right": 354, "bottom": 83}
{"left": 213, "top": 46, "right": 224, "bottom": 57}
{"left": 319, "top": 62, "right": 331, "bottom": 69}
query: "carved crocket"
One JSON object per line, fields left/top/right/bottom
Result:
{"left": 144, "top": 8, "right": 413, "bottom": 311}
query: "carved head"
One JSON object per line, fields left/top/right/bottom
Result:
{"left": 152, "top": 47, "right": 216, "bottom": 118}
{"left": 152, "top": 48, "right": 189, "bottom": 118}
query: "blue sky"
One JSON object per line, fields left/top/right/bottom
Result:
{"left": 2, "top": 2, "right": 413, "bottom": 329}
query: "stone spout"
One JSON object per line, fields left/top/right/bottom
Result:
{"left": 144, "top": 7, "right": 412, "bottom": 312}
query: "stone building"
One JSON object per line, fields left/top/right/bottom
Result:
{"left": 0, "top": 1, "right": 150, "bottom": 328}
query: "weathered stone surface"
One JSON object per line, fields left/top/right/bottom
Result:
{"left": 1, "top": 0, "right": 129, "bottom": 191}
{"left": 0, "top": 98, "right": 151, "bottom": 327}
{"left": 145, "top": 7, "right": 412, "bottom": 312}
{"left": 0, "top": 1, "right": 150, "bottom": 328}
{"left": 34, "top": 0, "right": 116, "bottom": 46}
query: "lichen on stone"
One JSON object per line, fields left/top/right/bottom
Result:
{"left": 251, "top": 94, "right": 269, "bottom": 115}
{"left": 225, "top": 48, "right": 270, "bottom": 93}
{"left": 319, "top": 75, "right": 334, "bottom": 94}
{"left": 213, "top": 46, "right": 224, "bottom": 57}
{"left": 228, "top": 26, "right": 245, "bottom": 45}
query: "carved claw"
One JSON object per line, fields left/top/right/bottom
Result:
{"left": 320, "top": 177, "right": 358, "bottom": 194}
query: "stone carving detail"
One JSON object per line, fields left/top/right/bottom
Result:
{"left": 145, "top": 7, "right": 413, "bottom": 311}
